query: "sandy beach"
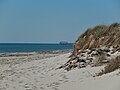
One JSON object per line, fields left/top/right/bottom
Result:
{"left": 1, "top": 0, "right": 120, "bottom": 90}
{"left": 0, "top": 52, "right": 120, "bottom": 90}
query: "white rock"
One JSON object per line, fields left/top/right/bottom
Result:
{"left": 80, "top": 62, "right": 85, "bottom": 65}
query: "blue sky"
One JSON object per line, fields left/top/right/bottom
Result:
{"left": 0, "top": 0, "right": 120, "bottom": 43}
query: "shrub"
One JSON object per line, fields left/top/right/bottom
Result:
{"left": 97, "top": 56, "right": 120, "bottom": 76}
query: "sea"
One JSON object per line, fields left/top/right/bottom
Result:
{"left": 0, "top": 43, "right": 73, "bottom": 53}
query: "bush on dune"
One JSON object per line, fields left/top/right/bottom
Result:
{"left": 98, "top": 56, "right": 120, "bottom": 76}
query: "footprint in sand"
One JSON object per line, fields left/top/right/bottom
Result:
{"left": 24, "top": 84, "right": 32, "bottom": 90}
{"left": 40, "top": 87, "right": 44, "bottom": 89}
{"left": 52, "top": 87, "right": 59, "bottom": 90}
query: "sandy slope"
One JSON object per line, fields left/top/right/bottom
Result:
{"left": 0, "top": 53, "right": 120, "bottom": 90}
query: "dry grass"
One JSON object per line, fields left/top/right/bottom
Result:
{"left": 97, "top": 56, "right": 120, "bottom": 76}
{"left": 94, "top": 55, "right": 106, "bottom": 67}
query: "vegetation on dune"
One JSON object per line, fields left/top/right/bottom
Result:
{"left": 98, "top": 56, "right": 120, "bottom": 76}
{"left": 60, "top": 23, "right": 120, "bottom": 74}
{"left": 72, "top": 23, "right": 120, "bottom": 56}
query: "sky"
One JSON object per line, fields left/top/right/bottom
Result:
{"left": 0, "top": 0, "right": 120, "bottom": 43}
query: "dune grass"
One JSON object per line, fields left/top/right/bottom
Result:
{"left": 98, "top": 56, "right": 120, "bottom": 76}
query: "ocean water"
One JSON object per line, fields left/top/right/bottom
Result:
{"left": 0, "top": 43, "right": 73, "bottom": 53}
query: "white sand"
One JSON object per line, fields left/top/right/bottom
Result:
{"left": 0, "top": 53, "right": 120, "bottom": 90}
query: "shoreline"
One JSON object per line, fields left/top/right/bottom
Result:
{"left": 0, "top": 49, "right": 73, "bottom": 57}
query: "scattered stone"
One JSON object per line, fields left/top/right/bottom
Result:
{"left": 59, "top": 45, "right": 120, "bottom": 71}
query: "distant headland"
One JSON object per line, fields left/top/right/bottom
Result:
{"left": 59, "top": 41, "right": 69, "bottom": 45}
